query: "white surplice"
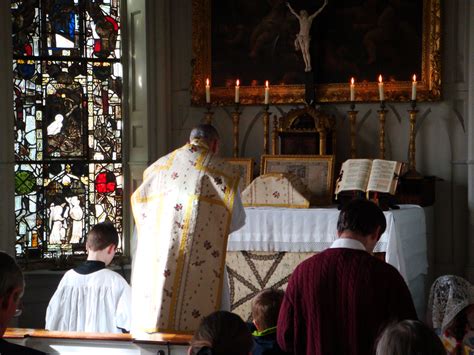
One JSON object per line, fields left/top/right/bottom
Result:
{"left": 45, "top": 269, "right": 131, "bottom": 333}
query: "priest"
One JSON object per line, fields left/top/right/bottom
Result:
{"left": 131, "top": 124, "right": 245, "bottom": 335}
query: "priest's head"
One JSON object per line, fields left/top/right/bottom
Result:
{"left": 0, "top": 251, "right": 24, "bottom": 337}
{"left": 337, "top": 199, "right": 386, "bottom": 252}
{"left": 189, "top": 124, "right": 220, "bottom": 154}
{"left": 86, "top": 221, "right": 119, "bottom": 266}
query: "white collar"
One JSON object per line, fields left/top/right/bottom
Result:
{"left": 330, "top": 238, "right": 367, "bottom": 251}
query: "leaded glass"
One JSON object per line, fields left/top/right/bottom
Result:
{"left": 12, "top": 0, "right": 123, "bottom": 258}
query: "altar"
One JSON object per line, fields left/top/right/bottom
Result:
{"left": 226, "top": 204, "right": 428, "bottom": 320}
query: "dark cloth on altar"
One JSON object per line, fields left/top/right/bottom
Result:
{"left": 277, "top": 248, "right": 417, "bottom": 355}
{"left": 0, "top": 339, "right": 46, "bottom": 355}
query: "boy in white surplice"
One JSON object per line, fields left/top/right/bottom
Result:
{"left": 45, "top": 222, "right": 131, "bottom": 333}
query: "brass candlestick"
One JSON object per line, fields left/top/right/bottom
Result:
{"left": 262, "top": 105, "right": 270, "bottom": 154}
{"left": 404, "top": 100, "right": 423, "bottom": 178}
{"left": 204, "top": 103, "right": 214, "bottom": 124}
{"left": 348, "top": 102, "right": 358, "bottom": 158}
{"left": 232, "top": 103, "right": 241, "bottom": 157}
{"left": 272, "top": 115, "right": 279, "bottom": 155}
{"left": 377, "top": 101, "right": 388, "bottom": 159}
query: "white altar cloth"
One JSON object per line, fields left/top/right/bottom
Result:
{"left": 227, "top": 205, "right": 428, "bottom": 285}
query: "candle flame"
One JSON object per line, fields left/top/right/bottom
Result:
{"left": 236, "top": 79, "right": 240, "bottom": 87}
{"left": 412, "top": 74, "right": 416, "bottom": 82}
{"left": 265, "top": 80, "right": 269, "bottom": 88}
{"left": 206, "top": 78, "right": 210, "bottom": 86}
{"left": 378, "top": 75, "right": 383, "bottom": 83}
{"left": 351, "top": 77, "right": 354, "bottom": 85}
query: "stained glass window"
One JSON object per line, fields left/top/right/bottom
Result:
{"left": 12, "top": 0, "right": 123, "bottom": 258}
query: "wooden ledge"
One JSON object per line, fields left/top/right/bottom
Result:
{"left": 4, "top": 328, "right": 192, "bottom": 345}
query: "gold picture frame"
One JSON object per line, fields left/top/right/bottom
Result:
{"left": 261, "top": 155, "right": 335, "bottom": 206}
{"left": 191, "top": 0, "right": 441, "bottom": 105}
{"left": 224, "top": 157, "right": 254, "bottom": 192}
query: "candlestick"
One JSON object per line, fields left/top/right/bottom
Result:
{"left": 263, "top": 105, "right": 270, "bottom": 154}
{"left": 205, "top": 78, "right": 210, "bottom": 104}
{"left": 378, "top": 75, "right": 384, "bottom": 101}
{"left": 232, "top": 103, "right": 240, "bottom": 157}
{"left": 350, "top": 77, "right": 355, "bottom": 102}
{"left": 235, "top": 79, "right": 240, "bottom": 104}
{"left": 203, "top": 103, "right": 213, "bottom": 124}
{"left": 264, "top": 80, "right": 270, "bottom": 105}
{"left": 348, "top": 107, "right": 358, "bottom": 158}
{"left": 411, "top": 74, "right": 417, "bottom": 101}
{"left": 405, "top": 101, "right": 423, "bottom": 178}
{"left": 377, "top": 103, "right": 388, "bottom": 159}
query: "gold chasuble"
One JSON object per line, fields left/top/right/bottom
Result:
{"left": 131, "top": 140, "right": 240, "bottom": 334}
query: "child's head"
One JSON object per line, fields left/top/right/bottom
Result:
{"left": 86, "top": 222, "right": 118, "bottom": 265}
{"left": 251, "top": 288, "right": 285, "bottom": 331}
{"left": 189, "top": 311, "right": 253, "bottom": 355}
{"left": 376, "top": 320, "right": 445, "bottom": 355}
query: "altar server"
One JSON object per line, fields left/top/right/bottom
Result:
{"left": 277, "top": 199, "right": 417, "bottom": 355}
{"left": 131, "top": 124, "right": 245, "bottom": 335}
{"left": 45, "top": 222, "right": 131, "bottom": 333}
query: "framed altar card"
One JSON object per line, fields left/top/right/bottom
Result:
{"left": 261, "top": 155, "right": 334, "bottom": 205}
{"left": 191, "top": 0, "right": 441, "bottom": 105}
{"left": 224, "top": 157, "right": 254, "bottom": 192}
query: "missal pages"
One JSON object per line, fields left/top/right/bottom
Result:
{"left": 335, "top": 159, "right": 403, "bottom": 196}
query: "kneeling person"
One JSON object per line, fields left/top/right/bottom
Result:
{"left": 46, "top": 222, "right": 131, "bottom": 333}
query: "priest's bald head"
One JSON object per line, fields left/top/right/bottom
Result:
{"left": 189, "top": 124, "right": 220, "bottom": 153}
{"left": 337, "top": 199, "right": 386, "bottom": 252}
{"left": 0, "top": 252, "right": 24, "bottom": 336}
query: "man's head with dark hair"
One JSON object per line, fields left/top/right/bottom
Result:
{"left": 337, "top": 199, "right": 386, "bottom": 251}
{"left": 86, "top": 221, "right": 119, "bottom": 252}
{"left": 189, "top": 124, "right": 220, "bottom": 153}
{"left": 0, "top": 251, "right": 24, "bottom": 336}
{"left": 189, "top": 311, "right": 253, "bottom": 355}
{"left": 251, "top": 288, "right": 285, "bottom": 331}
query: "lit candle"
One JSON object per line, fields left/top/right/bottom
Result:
{"left": 350, "top": 77, "right": 355, "bottom": 102}
{"left": 411, "top": 74, "right": 417, "bottom": 101}
{"left": 205, "top": 78, "right": 211, "bottom": 104}
{"left": 235, "top": 79, "right": 240, "bottom": 104}
{"left": 264, "top": 80, "right": 270, "bottom": 105}
{"left": 378, "top": 75, "right": 384, "bottom": 101}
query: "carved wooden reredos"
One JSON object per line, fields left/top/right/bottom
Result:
{"left": 271, "top": 106, "right": 336, "bottom": 156}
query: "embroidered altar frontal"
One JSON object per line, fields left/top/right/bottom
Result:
{"left": 226, "top": 251, "right": 314, "bottom": 321}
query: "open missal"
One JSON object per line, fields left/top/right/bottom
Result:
{"left": 335, "top": 159, "right": 403, "bottom": 196}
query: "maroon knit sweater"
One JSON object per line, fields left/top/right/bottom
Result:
{"left": 277, "top": 248, "right": 417, "bottom": 355}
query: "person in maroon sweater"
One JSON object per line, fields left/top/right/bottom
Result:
{"left": 277, "top": 199, "right": 417, "bottom": 355}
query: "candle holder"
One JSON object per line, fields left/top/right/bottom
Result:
{"left": 377, "top": 101, "right": 388, "bottom": 159}
{"left": 262, "top": 104, "right": 270, "bottom": 154}
{"left": 348, "top": 103, "right": 358, "bottom": 158}
{"left": 203, "top": 103, "right": 214, "bottom": 124}
{"left": 232, "top": 103, "right": 241, "bottom": 157}
{"left": 404, "top": 100, "right": 423, "bottom": 179}
{"left": 272, "top": 115, "right": 279, "bottom": 155}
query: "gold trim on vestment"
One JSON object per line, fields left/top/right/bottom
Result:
{"left": 168, "top": 194, "right": 196, "bottom": 329}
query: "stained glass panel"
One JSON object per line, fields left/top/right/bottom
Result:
{"left": 12, "top": 0, "right": 123, "bottom": 259}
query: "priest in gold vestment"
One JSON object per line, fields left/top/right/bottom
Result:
{"left": 131, "top": 124, "right": 245, "bottom": 335}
